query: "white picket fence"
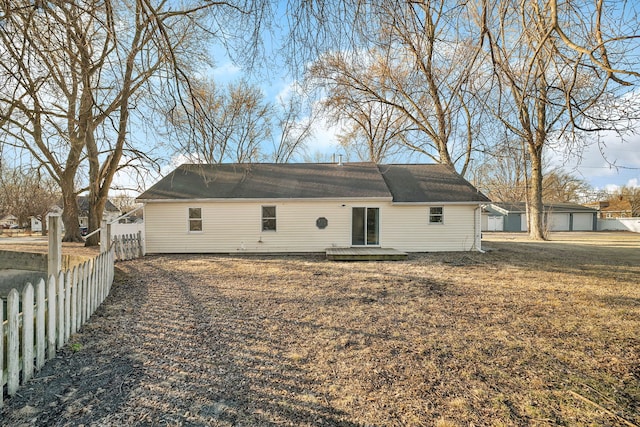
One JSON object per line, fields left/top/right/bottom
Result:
{"left": 112, "top": 232, "right": 143, "bottom": 261}
{"left": 0, "top": 247, "right": 115, "bottom": 407}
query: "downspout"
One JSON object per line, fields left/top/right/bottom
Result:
{"left": 474, "top": 205, "right": 486, "bottom": 253}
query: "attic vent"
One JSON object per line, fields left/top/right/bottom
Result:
{"left": 316, "top": 217, "right": 328, "bottom": 229}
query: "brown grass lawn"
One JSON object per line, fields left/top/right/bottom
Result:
{"left": 2, "top": 232, "right": 639, "bottom": 426}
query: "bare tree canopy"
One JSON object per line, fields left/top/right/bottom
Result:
{"left": 168, "top": 79, "right": 273, "bottom": 164}
{"left": 475, "top": 0, "right": 639, "bottom": 239}
{"left": 0, "top": 164, "right": 59, "bottom": 234}
{"left": 0, "top": 0, "right": 271, "bottom": 244}
{"left": 300, "top": 1, "right": 486, "bottom": 174}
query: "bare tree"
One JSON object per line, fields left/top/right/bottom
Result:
{"left": 618, "top": 186, "right": 640, "bottom": 217}
{"left": 0, "top": 0, "right": 270, "bottom": 245}
{"left": 295, "top": 1, "right": 487, "bottom": 174}
{"left": 476, "top": 0, "right": 640, "bottom": 239}
{"left": 0, "top": 165, "right": 59, "bottom": 234}
{"left": 168, "top": 79, "right": 272, "bottom": 164}
{"left": 332, "top": 100, "right": 411, "bottom": 163}
{"left": 272, "top": 94, "right": 314, "bottom": 163}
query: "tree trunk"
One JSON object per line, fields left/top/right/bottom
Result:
{"left": 527, "top": 144, "right": 546, "bottom": 240}
{"left": 84, "top": 191, "right": 105, "bottom": 247}
{"left": 60, "top": 175, "right": 83, "bottom": 242}
{"left": 40, "top": 211, "right": 47, "bottom": 237}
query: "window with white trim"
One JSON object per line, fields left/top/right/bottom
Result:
{"left": 429, "top": 206, "right": 444, "bottom": 224}
{"left": 262, "top": 206, "right": 276, "bottom": 231}
{"left": 188, "top": 207, "right": 203, "bottom": 232}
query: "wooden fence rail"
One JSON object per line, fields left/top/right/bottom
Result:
{"left": 1, "top": 247, "right": 115, "bottom": 407}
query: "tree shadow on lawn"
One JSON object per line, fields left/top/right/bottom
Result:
{"left": 0, "top": 267, "right": 148, "bottom": 426}
{"left": 135, "top": 260, "right": 365, "bottom": 426}
{"left": 1, "top": 261, "right": 362, "bottom": 426}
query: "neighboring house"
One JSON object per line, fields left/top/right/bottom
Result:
{"left": 585, "top": 199, "right": 634, "bottom": 219}
{"left": 482, "top": 202, "right": 597, "bottom": 232}
{"left": 76, "top": 196, "right": 121, "bottom": 230}
{"left": 0, "top": 214, "right": 19, "bottom": 228}
{"left": 137, "top": 162, "right": 490, "bottom": 254}
{"left": 31, "top": 196, "right": 121, "bottom": 232}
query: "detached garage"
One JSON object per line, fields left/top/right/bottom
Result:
{"left": 482, "top": 202, "right": 597, "bottom": 232}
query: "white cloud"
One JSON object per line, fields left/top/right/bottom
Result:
{"left": 211, "top": 62, "right": 242, "bottom": 80}
{"left": 274, "top": 80, "right": 302, "bottom": 104}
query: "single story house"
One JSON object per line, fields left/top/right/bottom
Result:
{"left": 482, "top": 202, "right": 597, "bottom": 232}
{"left": 137, "top": 162, "right": 490, "bottom": 254}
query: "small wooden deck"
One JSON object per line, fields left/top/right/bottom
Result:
{"left": 325, "top": 247, "right": 408, "bottom": 261}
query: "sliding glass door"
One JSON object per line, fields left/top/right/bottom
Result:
{"left": 352, "top": 207, "right": 379, "bottom": 246}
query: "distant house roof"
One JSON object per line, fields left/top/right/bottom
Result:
{"left": 490, "top": 202, "right": 597, "bottom": 214}
{"left": 137, "top": 163, "right": 490, "bottom": 204}
{"left": 57, "top": 196, "right": 120, "bottom": 215}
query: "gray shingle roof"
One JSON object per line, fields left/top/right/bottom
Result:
{"left": 138, "top": 163, "right": 392, "bottom": 200}
{"left": 137, "top": 162, "right": 489, "bottom": 203}
{"left": 378, "top": 164, "right": 490, "bottom": 203}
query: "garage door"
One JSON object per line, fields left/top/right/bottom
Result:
{"left": 549, "top": 213, "right": 570, "bottom": 231}
{"left": 487, "top": 215, "right": 504, "bottom": 231}
{"left": 572, "top": 213, "right": 593, "bottom": 231}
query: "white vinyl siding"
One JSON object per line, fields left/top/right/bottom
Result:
{"left": 383, "top": 204, "right": 478, "bottom": 252}
{"left": 143, "top": 201, "right": 482, "bottom": 253}
{"left": 144, "top": 200, "right": 354, "bottom": 253}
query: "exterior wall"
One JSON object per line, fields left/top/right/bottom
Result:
{"left": 144, "top": 200, "right": 354, "bottom": 254}
{"left": 383, "top": 204, "right": 479, "bottom": 251}
{"left": 598, "top": 218, "right": 640, "bottom": 233}
{"left": 144, "top": 200, "right": 482, "bottom": 253}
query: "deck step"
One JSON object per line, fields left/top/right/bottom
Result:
{"left": 325, "top": 247, "right": 408, "bottom": 261}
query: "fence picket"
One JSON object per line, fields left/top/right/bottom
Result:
{"left": 36, "top": 279, "right": 46, "bottom": 370}
{"left": 1, "top": 241, "right": 130, "bottom": 401}
{"left": 57, "top": 271, "right": 64, "bottom": 349}
{"left": 47, "top": 275, "right": 56, "bottom": 361}
{"left": 21, "top": 284, "right": 35, "bottom": 384}
{"left": 71, "top": 267, "right": 78, "bottom": 335}
{"left": 64, "top": 270, "right": 72, "bottom": 343}
{"left": 7, "top": 289, "right": 19, "bottom": 395}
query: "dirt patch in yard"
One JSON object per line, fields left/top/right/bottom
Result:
{"left": 2, "top": 233, "right": 639, "bottom": 426}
